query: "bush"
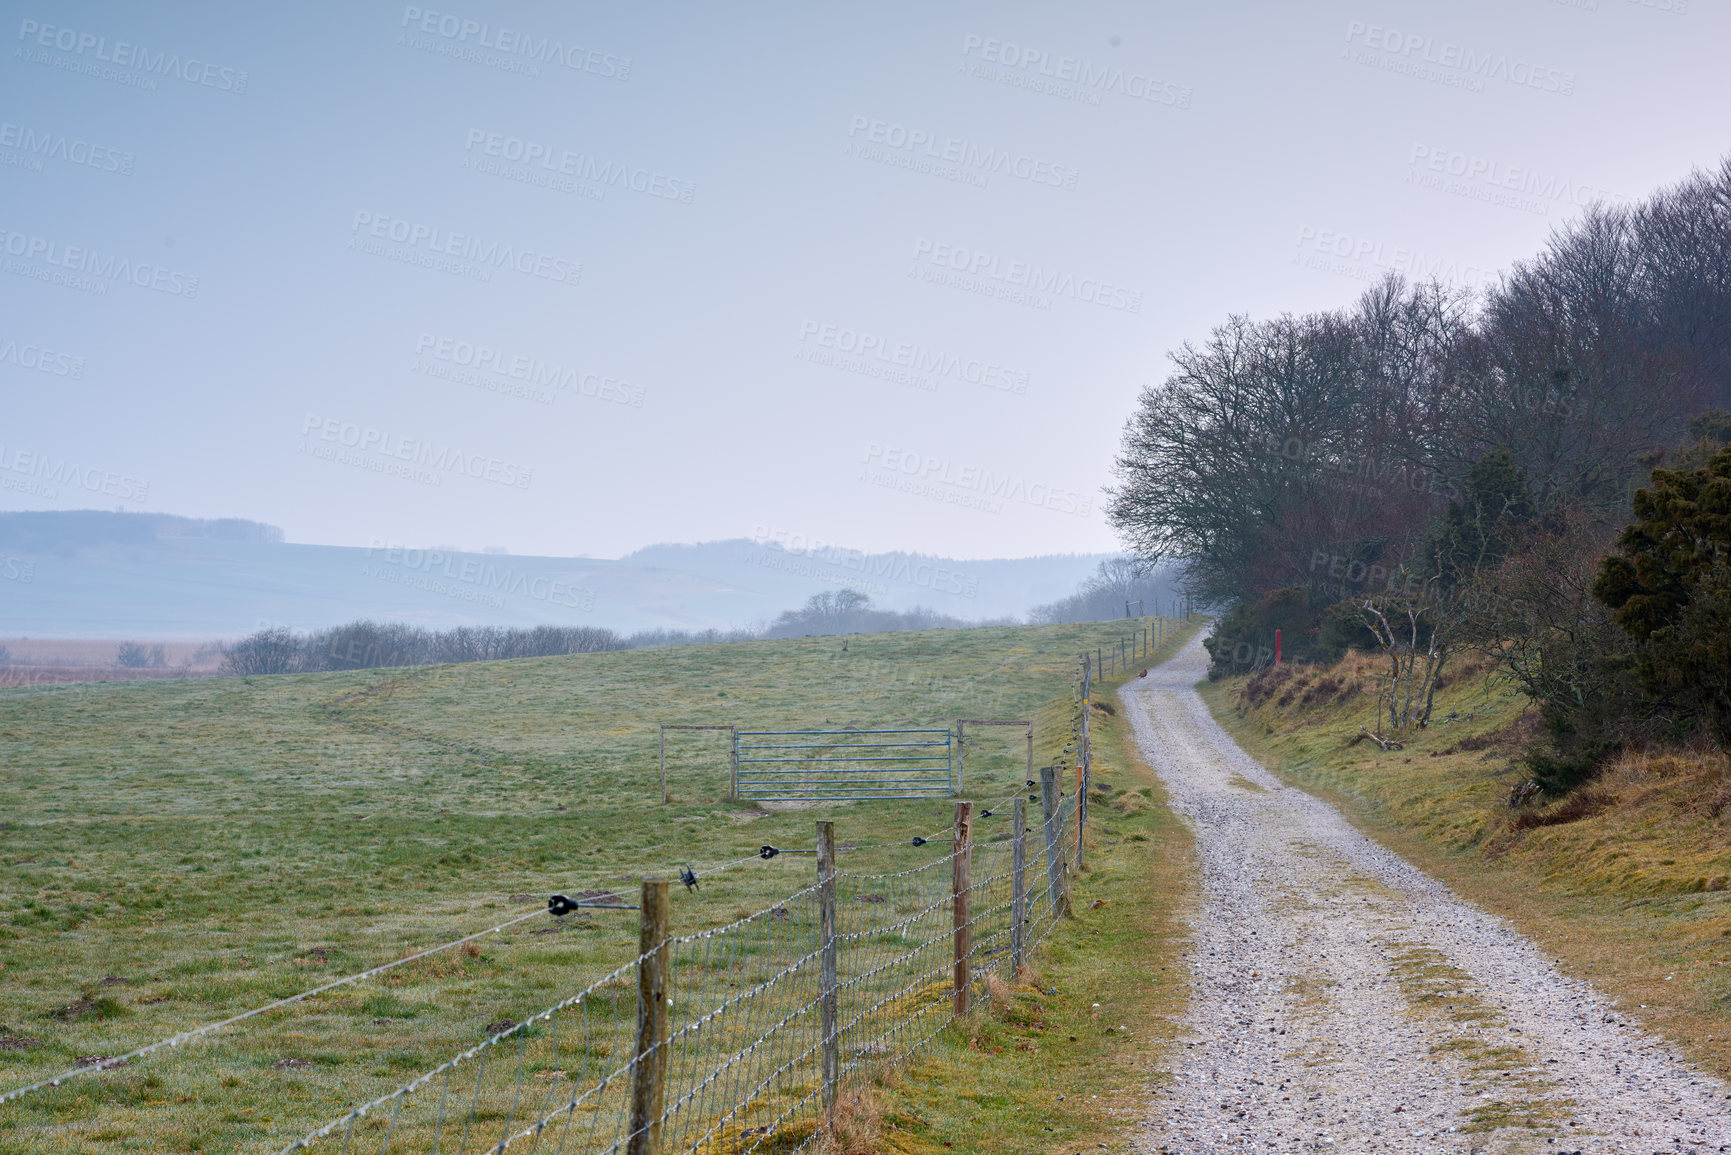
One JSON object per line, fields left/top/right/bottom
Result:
{"left": 1204, "top": 587, "right": 1326, "bottom": 679}
{"left": 1594, "top": 444, "right": 1731, "bottom": 742}
{"left": 762, "top": 590, "right": 980, "bottom": 638}
{"left": 116, "top": 642, "right": 166, "bottom": 669}
{"left": 1315, "top": 600, "right": 1380, "bottom": 661}
{"left": 222, "top": 628, "right": 304, "bottom": 676}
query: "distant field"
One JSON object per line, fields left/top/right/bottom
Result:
{"left": 0, "top": 640, "right": 219, "bottom": 666}
{"left": 0, "top": 640, "right": 225, "bottom": 689}
{"left": 0, "top": 620, "right": 1172, "bottom": 1153}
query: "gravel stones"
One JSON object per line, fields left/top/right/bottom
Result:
{"left": 1126, "top": 635, "right": 1731, "bottom": 1153}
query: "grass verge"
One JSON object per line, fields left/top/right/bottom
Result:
{"left": 870, "top": 631, "right": 1198, "bottom": 1155}
{"left": 1199, "top": 651, "right": 1731, "bottom": 1080}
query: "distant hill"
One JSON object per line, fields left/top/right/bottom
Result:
{"left": 0, "top": 511, "right": 1152, "bottom": 639}
{"left": 0, "top": 510, "right": 284, "bottom": 550}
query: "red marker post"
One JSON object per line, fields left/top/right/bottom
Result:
{"left": 1274, "top": 628, "right": 1282, "bottom": 666}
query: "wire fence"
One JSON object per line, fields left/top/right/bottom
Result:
{"left": 280, "top": 790, "right": 1077, "bottom": 1155}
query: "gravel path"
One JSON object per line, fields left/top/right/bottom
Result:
{"left": 1124, "top": 633, "right": 1731, "bottom": 1154}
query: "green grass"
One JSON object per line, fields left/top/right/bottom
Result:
{"left": 0, "top": 621, "right": 1180, "bottom": 1153}
{"left": 873, "top": 635, "right": 1199, "bottom": 1154}
{"left": 1202, "top": 650, "right": 1731, "bottom": 1083}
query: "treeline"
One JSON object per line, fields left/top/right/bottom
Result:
{"left": 761, "top": 589, "right": 996, "bottom": 637}
{"left": 1108, "top": 155, "right": 1731, "bottom": 792}
{"left": 222, "top": 591, "right": 992, "bottom": 675}
{"left": 222, "top": 622, "right": 631, "bottom": 674}
{"left": 1027, "top": 557, "right": 1179, "bottom": 624}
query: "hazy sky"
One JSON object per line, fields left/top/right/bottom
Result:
{"left": 2, "top": 0, "right": 1723, "bottom": 559}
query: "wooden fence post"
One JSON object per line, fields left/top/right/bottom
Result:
{"left": 1079, "top": 661, "right": 1090, "bottom": 875}
{"left": 1039, "top": 768, "right": 1064, "bottom": 917}
{"left": 817, "top": 821, "right": 839, "bottom": 1114}
{"left": 1024, "top": 722, "right": 1033, "bottom": 787}
{"left": 658, "top": 725, "right": 667, "bottom": 805}
{"left": 1075, "top": 765, "right": 1086, "bottom": 873}
{"left": 952, "top": 801, "right": 973, "bottom": 1017}
{"left": 954, "top": 720, "right": 963, "bottom": 793}
{"left": 1081, "top": 658, "right": 1091, "bottom": 776}
{"left": 1010, "top": 797, "right": 1027, "bottom": 974}
{"left": 729, "top": 728, "right": 739, "bottom": 801}
{"left": 627, "top": 878, "right": 671, "bottom": 1155}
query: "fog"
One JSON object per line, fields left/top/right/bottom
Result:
{"left": 3, "top": 0, "right": 1723, "bottom": 563}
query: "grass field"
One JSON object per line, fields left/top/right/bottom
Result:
{"left": 1202, "top": 651, "right": 1731, "bottom": 1082}
{"left": 872, "top": 656, "right": 1195, "bottom": 1154}
{"left": 0, "top": 620, "right": 1185, "bottom": 1153}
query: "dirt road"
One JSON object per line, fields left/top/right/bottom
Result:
{"left": 1122, "top": 634, "right": 1731, "bottom": 1153}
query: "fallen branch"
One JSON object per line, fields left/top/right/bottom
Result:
{"left": 1355, "top": 727, "right": 1405, "bottom": 752}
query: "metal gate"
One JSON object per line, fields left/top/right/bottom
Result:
{"left": 731, "top": 728, "right": 954, "bottom": 801}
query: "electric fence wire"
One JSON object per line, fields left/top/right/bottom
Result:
{"left": 0, "top": 835, "right": 849, "bottom": 1113}
{"left": 0, "top": 906, "right": 550, "bottom": 1109}
{"left": 0, "top": 795, "right": 1060, "bottom": 1117}
{"left": 278, "top": 792, "right": 1083, "bottom": 1154}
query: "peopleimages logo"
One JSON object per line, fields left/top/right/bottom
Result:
{"left": 796, "top": 321, "right": 1027, "bottom": 395}
{"left": 0, "top": 445, "right": 148, "bottom": 502}
{"left": 862, "top": 442, "right": 1092, "bottom": 518}
{"left": 0, "top": 337, "right": 84, "bottom": 378}
{"left": 348, "top": 211, "right": 581, "bottom": 287}
{"left": 1406, "top": 145, "right": 1627, "bottom": 214}
{"left": 16, "top": 18, "right": 248, "bottom": 93}
{"left": 845, "top": 116, "right": 1080, "bottom": 190}
{"left": 414, "top": 333, "right": 645, "bottom": 407}
{"left": 0, "top": 227, "right": 199, "bottom": 297}
{"left": 1292, "top": 226, "right": 1494, "bottom": 292}
{"left": 398, "top": 7, "right": 630, "bottom": 79}
{"left": 462, "top": 129, "right": 693, "bottom": 203}
{"left": 363, "top": 541, "right": 595, "bottom": 610}
{"left": 300, "top": 414, "right": 533, "bottom": 489}
{"left": 750, "top": 526, "right": 981, "bottom": 598}
{"left": 0, "top": 121, "right": 133, "bottom": 175}
{"left": 958, "top": 35, "right": 1193, "bottom": 109}
{"left": 1343, "top": 21, "right": 1576, "bottom": 95}
{"left": 910, "top": 238, "right": 1142, "bottom": 314}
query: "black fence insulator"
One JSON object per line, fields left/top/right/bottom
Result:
{"left": 910, "top": 837, "right": 954, "bottom": 847}
{"left": 547, "top": 894, "right": 640, "bottom": 916}
{"left": 679, "top": 866, "right": 699, "bottom": 891}
{"left": 759, "top": 845, "right": 780, "bottom": 859}
{"left": 979, "top": 809, "right": 993, "bottom": 818}
{"left": 1025, "top": 779, "right": 1036, "bottom": 788}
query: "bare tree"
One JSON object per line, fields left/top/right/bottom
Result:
{"left": 1108, "top": 309, "right": 1378, "bottom": 602}
{"left": 1360, "top": 576, "right": 1449, "bottom": 733}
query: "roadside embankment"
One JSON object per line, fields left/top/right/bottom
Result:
{"left": 1202, "top": 649, "right": 1731, "bottom": 1080}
